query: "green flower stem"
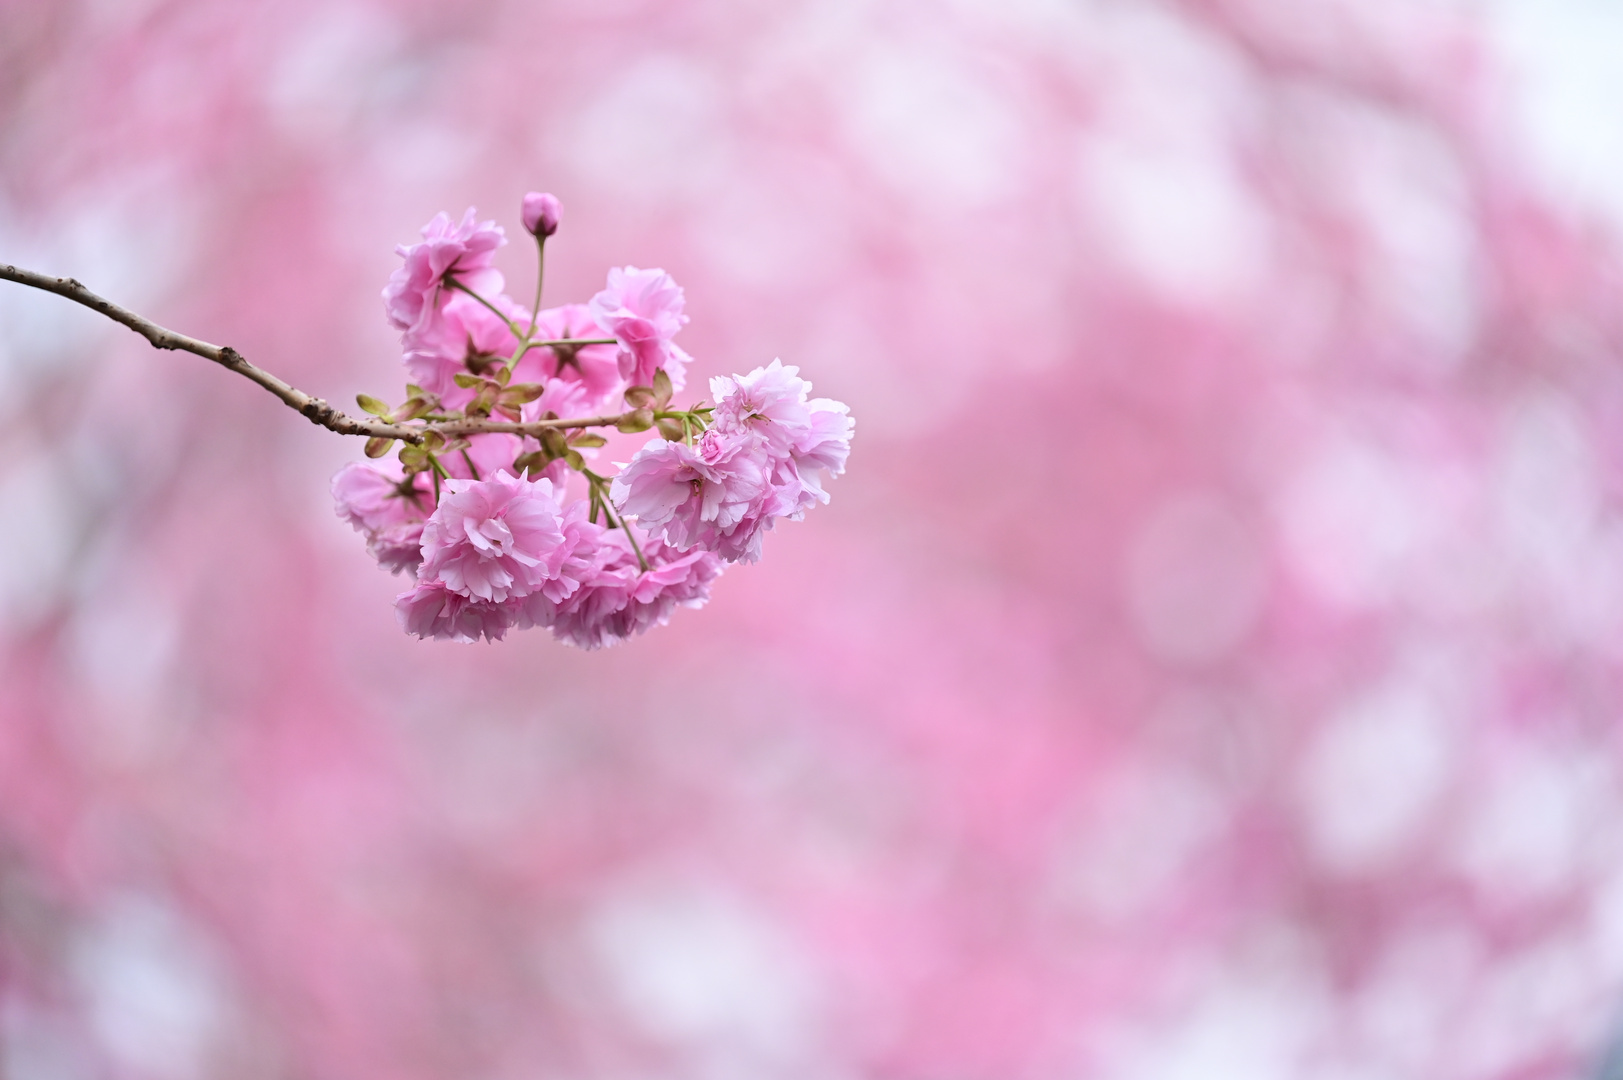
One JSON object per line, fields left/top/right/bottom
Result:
{"left": 444, "top": 276, "right": 527, "bottom": 340}
{"left": 526, "top": 234, "right": 546, "bottom": 339}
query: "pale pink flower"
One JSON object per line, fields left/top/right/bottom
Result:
{"left": 709, "top": 359, "right": 815, "bottom": 453}
{"left": 778, "top": 399, "right": 855, "bottom": 515}
{"left": 521, "top": 191, "right": 561, "bottom": 238}
{"left": 613, "top": 363, "right": 853, "bottom": 562}
{"left": 418, "top": 473, "right": 583, "bottom": 603}
{"left": 587, "top": 266, "right": 691, "bottom": 391}
{"left": 395, "top": 580, "right": 515, "bottom": 643}
{"left": 383, "top": 208, "right": 507, "bottom": 344}
{"left": 710, "top": 361, "right": 855, "bottom": 519}
{"left": 331, "top": 462, "right": 432, "bottom": 575}
{"left": 511, "top": 502, "right": 611, "bottom": 631}
{"left": 610, "top": 430, "right": 793, "bottom": 563}
{"left": 512, "top": 303, "right": 624, "bottom": 412}
{"left": 526, "top": 529, "right": 723, "bottom": 649}
{"left": 794, "top": 398, "right": 855, "bottom": 476}
{"left": 402, "top": 291, "right": 526, "bottom": 405}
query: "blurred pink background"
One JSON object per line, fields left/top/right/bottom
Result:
{"left": 5, "top": 1, "right": 1623, "bottom": 1077}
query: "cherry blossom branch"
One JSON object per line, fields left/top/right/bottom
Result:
{"left": 0, "top": 264, "right": 642, "bottom": 445}
{"left": 0, "top": 264, "right": 422, "bottom": 441}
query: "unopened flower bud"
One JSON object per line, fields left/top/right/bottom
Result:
{"left": 521, "top": 192, "right": 561, "bottom": 238}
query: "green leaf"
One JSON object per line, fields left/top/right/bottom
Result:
{"left": 364, "top": 436, "right": 393, "bottom": 458}
{"left": 616, "top": 407, "right": 655, "bottom": 434}
{"left": 571, "top": 433, "right": 608, "bottom": 449}
{"left": 500, "top": 383, "right": 546, "bottom": 404}
{"left": 541, "top": 428, "right": 569, "bottom": 459}
{"left": 513, "top": 450, "right": 547, "bottom": 476}
{"left": 655, "top": 417, "right": 685, "bottom": 441}
{"left": 564, "top": 449, "right": 585, "bottom": 471}
{"left": 391, "top": 397, "right": 430, "bottom": 422}
{"left": 652, "top": 367, "right": 673, "bottom": 408}
{"left": 452, "top": 373, "right": 484, "bottom": 389}
{"left": 357, "top": 394, "right": 392, "bottom": 417}
{"left": 624, "top": 386, "right": 657, "bottom": 409}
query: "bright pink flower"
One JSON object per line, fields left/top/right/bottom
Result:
{"left": 383, "top": 209, "right": 507, "bottom": 344}
{"left": 330, "top": 462, "right": 432, "bottom": 575}
{"left": 417, "top": 473, "right": 583, "bottom": 603}
{"left": 610, "top": 430, "right": 793, "bottom": 563}
{"left": 395, "top": 580, "right": 515, "bottom": 643}
{"left": 521, "top": 191, "right": 561, "bottom": 238}
{"left": 402, "top": 291, "right": 526, "bottom": 405}
{"left": 512, "top": 303, "right": 624, "bottom": 412}
{"left": 587, "top": 266, "right": 691, "bottom": 391}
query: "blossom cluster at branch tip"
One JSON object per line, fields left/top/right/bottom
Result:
{"left": 335, "top": 193, "right": 851, "bottom": 646}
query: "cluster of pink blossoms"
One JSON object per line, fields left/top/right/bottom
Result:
{"left": 331, "top": 194, "right": 852, "bottom": 646}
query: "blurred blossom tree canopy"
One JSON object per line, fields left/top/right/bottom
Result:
{"left": 3, "top": 1, "right": 1623, "bottom": 1079}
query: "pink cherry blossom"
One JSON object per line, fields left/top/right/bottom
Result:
{"left": 587, "top": 266, "right": 691, "bottom": 391}
{"left": 709, "top": 359, "right": 815, "bottom": 453}
{"left": 610, "top": 429, "right": 796, "bottom": 563}
{"left": 512, "top": 303, "right": 624, "bottom": 412}
{"left": 383, "top": 209, "right": 507, "bottom": 344}
{"left": 705, "top": 361, "right": 854, "bottom": 520}
{"left": 402, "top": 291, "right": 526, "bottom": 405}
{"left": 417, "top": 472, "right": 583, "bottom": 603}
{"left": 521, "top": 191, "right": 561, "bottom": 238}
{"left": 526, "top": 529, "right": 723, "bottom": 649}
{"left": 794, "top": 397, "right": 855, "bottom": 476}
{"left": 330, "top": 462, "right": 432, "bottom": 575}
{"left": 394, "top": 579, "right": 515, "bottom": 643}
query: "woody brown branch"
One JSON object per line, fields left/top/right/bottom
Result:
{"left": 0, "top": 265, "right": 634, "bottom": 445}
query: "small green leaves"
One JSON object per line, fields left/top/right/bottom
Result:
{"left": 656, "top": 417, "right": 685, "bottom": 441}
{"left": 624, "top": 385, "right": 658, "bottom": 409}
{"left": 512, "top": 449, "right": 548, "bottom": 477}
{"left": 501, "top": 383, "right": 545, "bottom": 405}
{"left": 392, "top": 396, "right": 432, "bottom": 422}
{"left": 452, "top": 373, "right": 483, "bottom": 389}
{"left": 364, "top": 436, "right": 394, "bottom": 458}
{"left": 571, "top": 433, "right": 607, "bottom": 449}
{"left": 617, "top": 407, "right": 655, "bottom": 433}
{"left": 652, "top": 367, "right": 673, "bottom": 407}
{"left": 398, "top": 442, "right": 428, "bottom": 470}
{"left": 540, "top": 428, "right": 570, "bottom": 459}
{"left": 357, "top": 394, "right": 392, "bottom": 417}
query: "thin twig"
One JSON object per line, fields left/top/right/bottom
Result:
{"left": 0, "top": 264, "right": 635, "bottom": 445}
{"left": 431, "top": 414, "right": 631, "bottom": 438}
